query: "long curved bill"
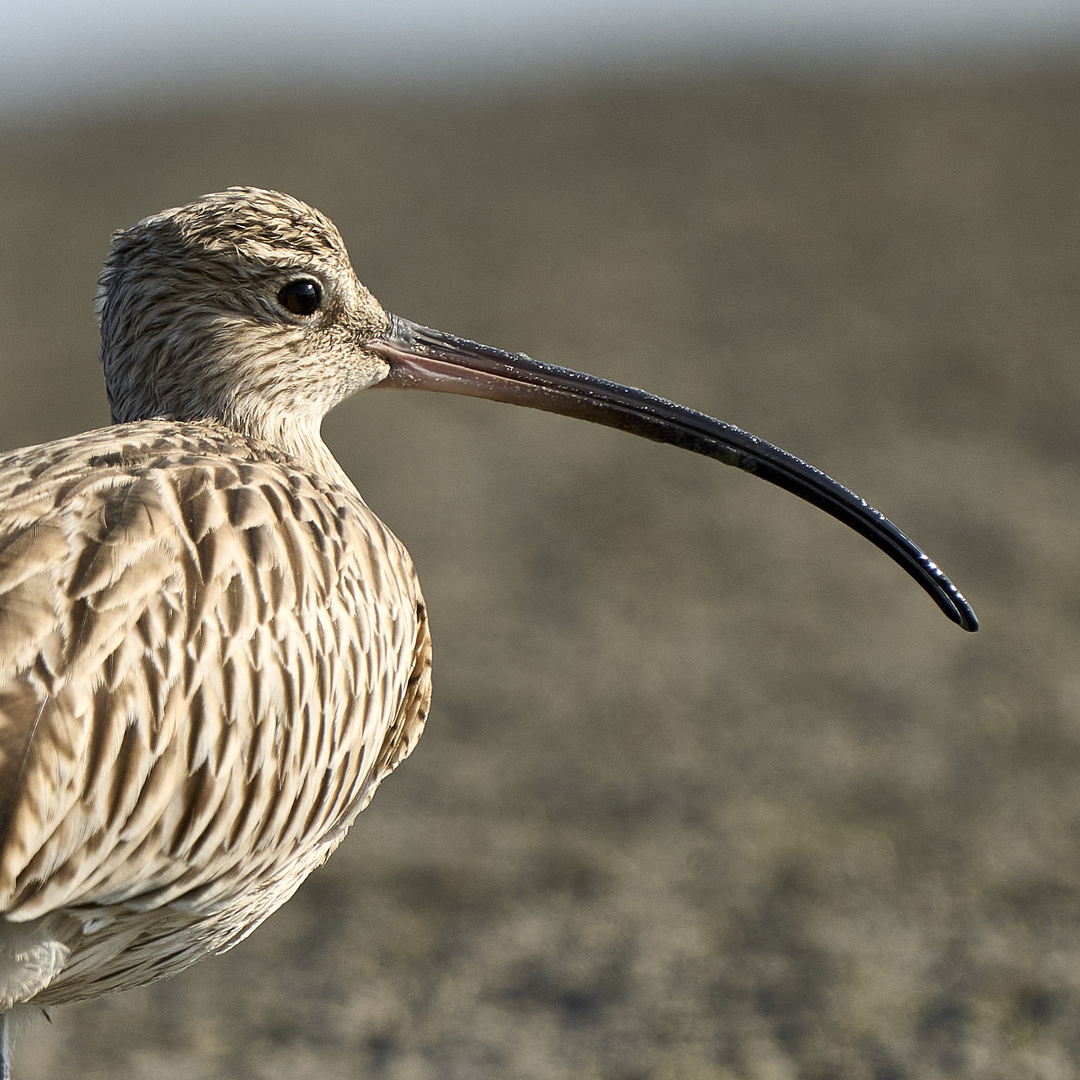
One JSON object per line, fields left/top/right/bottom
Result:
{"left": 366, "top": 316, "right": 978, "bottom": 632}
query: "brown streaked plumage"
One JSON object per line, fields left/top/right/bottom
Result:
{"left": 0, "top": 188, "right": 976, "bottom": 1076}
{"left": 0, "top": 422, "right": 430, "bottom": 999}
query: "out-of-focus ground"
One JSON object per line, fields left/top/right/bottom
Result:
{"left": 1, "top": 69, "right": 1078, "bottom": 1078}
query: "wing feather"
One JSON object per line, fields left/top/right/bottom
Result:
{"left": 0, "top": 420, "right": 429, "bottom": 1004}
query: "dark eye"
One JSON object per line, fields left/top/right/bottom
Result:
{"left": 278, "top": 278, "right": 322, "bottom": 316}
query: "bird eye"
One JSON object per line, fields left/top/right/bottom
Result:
{"left": 278, "top": 279, "right": 322, "bottom": 316}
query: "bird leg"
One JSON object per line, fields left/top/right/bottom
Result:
{"left": 0, "top": 1011, "right": 10, "bottom": 1080}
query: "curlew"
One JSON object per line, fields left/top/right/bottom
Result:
{"left": 0, "top": 188, "right": 976, "bottom": 1075}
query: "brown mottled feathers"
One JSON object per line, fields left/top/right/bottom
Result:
{"left": 0, "top": 418, "right": 431, "bottom": 1005}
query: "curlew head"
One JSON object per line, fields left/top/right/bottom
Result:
{"left": 97, "top": 188, "right": 977, "bottom": 631}
{"left": 98, "top": 187, "right": 392, "bottom": 445}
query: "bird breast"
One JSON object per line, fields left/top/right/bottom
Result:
{"left": 0, "top": 419, "right": 431, "bottom": 1006}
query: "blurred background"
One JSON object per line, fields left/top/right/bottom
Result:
{"left": 3, "top": 2, "right": 1080, "bottom": 1077}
